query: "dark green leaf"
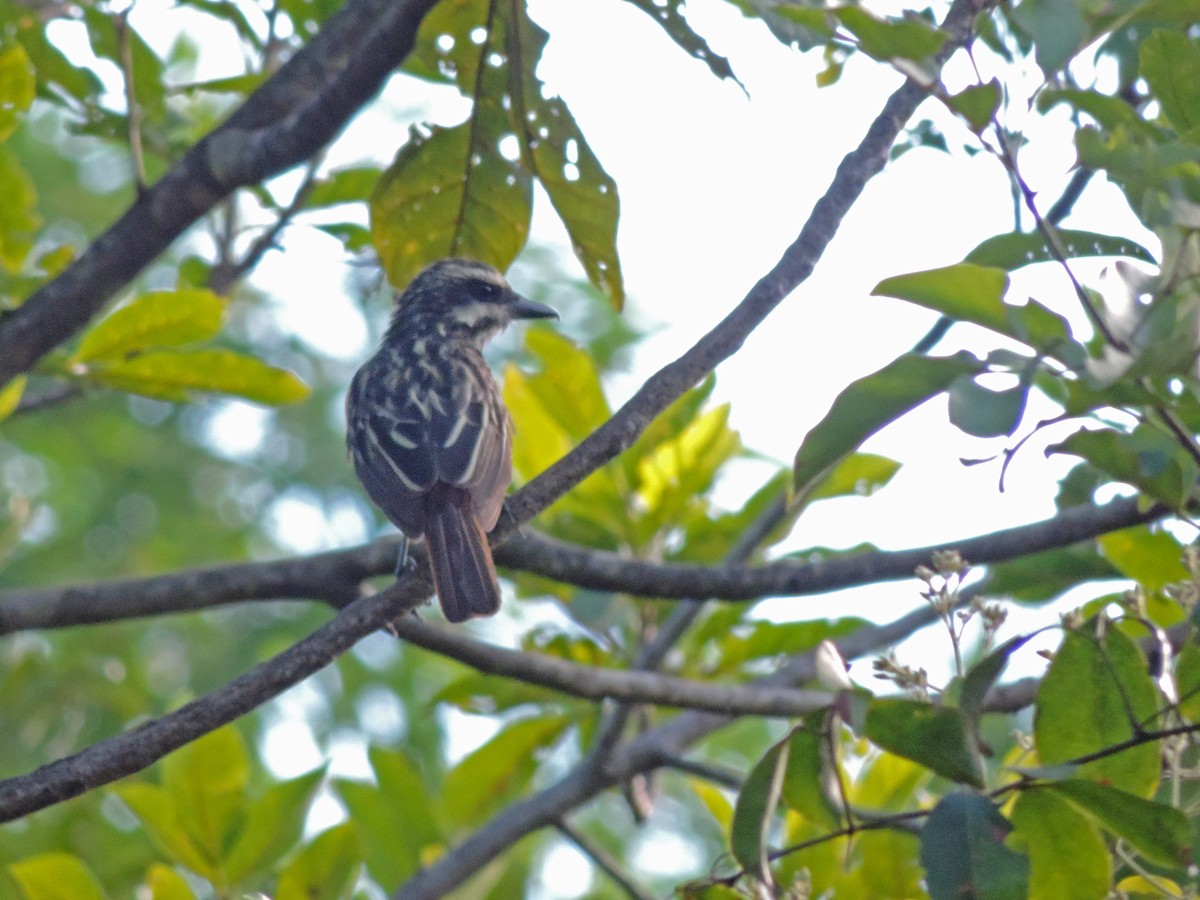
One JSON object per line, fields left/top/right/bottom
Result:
{"left": 730, "top": 734, "right": 789, "bottom": 881}
{"left": 1034, "top": 625, "right": 1161, "bottom": 796}
{"left": 965, "top": 229, "right": 1156, "bottom": 270}
{"left": 920, "top": 793, "right": 1028, "bottom": 900}
{"left": 793, "top": 352, "right": 980, "bottom": 495}
{"left": 948, "top": 80, "right": 1001, "bottom": 132}
{"left": 987, "top": 546, "right": 1122, "bottom": 603}
{"left": 1045, "top": 780, "right": 1191, "bottom": 868}
{"left": 622, "top": 0, "right": 741, "bottom": 86}
{"left": 780, "top": 715, "right": 841, "bottom": 830}
{"left": 1010, "top": 789, "right": 1110, "bottom": 899}
{"left": 948, "top": 376, "right": 1027, "bottom": 437}
{"left": 1049, "top": 427, "right": 1194, "bottom": 510}
{"left": 960, "top": 633, "right": 1040, "bottom": 728}
{"left": 864, "top": 699, "right": 983, "bottom": 787}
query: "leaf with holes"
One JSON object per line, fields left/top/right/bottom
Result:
{"left": 621, "top": 0, "right": 741, "bottom": 86}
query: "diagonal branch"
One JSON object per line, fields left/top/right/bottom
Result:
{"left": 0, "top": 0, "right": 441, "bottom": 390}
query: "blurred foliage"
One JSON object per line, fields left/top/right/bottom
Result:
{"left": 2, "top": 0, "right": 1200, "bottom": 897}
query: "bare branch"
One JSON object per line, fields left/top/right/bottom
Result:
{"left": 0, "top": 495, "right": 1158, "bottom": 633}
{"left": 392, "top": 616, "right": 834, "bottom": 718}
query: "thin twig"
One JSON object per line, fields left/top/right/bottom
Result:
{"left": 555, "top": 819, "right": 657, "bottom": 900}
{"left": 115, "top": 10, "right": 147, "bottom": 193}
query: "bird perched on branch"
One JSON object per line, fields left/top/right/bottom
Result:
{"left": 346, "top": 258, "right": 558, "bottom": 622}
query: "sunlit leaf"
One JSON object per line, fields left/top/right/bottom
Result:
{"left": 161, "top": 725, "right": 249, "bottom": 866}
{"left": 75, "top": 290, "right": 226, "bottom": 362}
{"left": 1010, "top": 789, "right": 1110, "bottom": 900}
{"left": 1044, "top": 780, "right": 1191, "bottom": 869}
{"left": 86, "top": 349, "right": 310, "bottom": 405}
{"left": 8, "top": 853, "right": 108, "bottom": 900}
{"left": 807, "top": 452, "right": 900, "bottom": 501}
{"left": 0, "top": 146, "right": 39, "bottom": 271}
{"left": 0, "top": 41, "right": 36, "bottom": 141}
{"left": 834, "top": 7, "right": 946, "bottom": 61}
{"left": 1097, "top": 526, "right": 1188, "bottom": 591}
{"left": 0, "top": 373, "right": 26, "bottom": 422}
{"left": 920, "top": 793, "right": 1028, "bottom": 900}
{"left": 143, "top": 862, "right": 197, "bottom": 900}
{"left": 116, "top": 784, "right": 214, "bottom": 879}
{"left": 1034, "top": 625, "right": 1160, "bottom": 796}
{"left": 874, "top": 264, "right": 1009, "bottom": 330}
{"left": 371, "top": 122, "right": 531, "bottom": 290}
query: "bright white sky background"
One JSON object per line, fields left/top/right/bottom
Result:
{"left": 46, "top": 0, "right": 1161, "bottom": 891}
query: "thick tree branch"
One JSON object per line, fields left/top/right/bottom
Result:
{"left": 0, "top": 494, "right": 1158, "bottom": 633}
{"left": 0, "top": 0, "right": 441, "bottom": 390}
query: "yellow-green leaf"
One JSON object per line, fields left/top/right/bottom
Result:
{"left": 0, "top": 374, "right": 26, "bottom": 422}
{"left": 143, "top": 863, "right": 197, "bottom": 900}
{"left": 115, "top": 784, "right": 215, "bottom": 879}
{"left": 9, "top": 853, "right": 108, "bottom": 900}
{"left": 0, "top": 41, "right": 36, "bottom": 142}
{"left": 87, "top": 349, "right": 309, "bottom": 404}
{"left": 76, "top": 290, "right": 226, "bottom": 362}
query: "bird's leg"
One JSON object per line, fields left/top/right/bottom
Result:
{"left": 394, "top": 535, "right": 413, "bottom": 578}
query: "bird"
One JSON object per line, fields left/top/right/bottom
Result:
{"left": 346, "top": 258, "right": 558, "bottom": 622}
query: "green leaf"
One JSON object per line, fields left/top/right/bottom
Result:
{"left": 371, "top": 122, "right": 531, "bottom": 290}
{"left": 948, "top": 376, "right": 1027, "bottom": 437}
{"left": 1034, "top": 625, "right": 1161, "bottom": 796}
{"left": 1097, "top": 526, "right": 1189, "bottom": 591}
{"left": 1010, "top": 0, "right": 1085, "bottom": 74}
{"left": 874, "top": 264, "right": 1010, "bottom": 329}
{"left": 275, "top": 822, "right": 361, "bottom": 900}
{"left": 948, "top": 80, "right": 1001, "bottom": 133}
{"left": 306, "top": 166, "right": 380, "bottom": 208}
{"left": 780, "top": 715, "right": 840, "bottom": 830}
{"left": 1044, "top": 780, "right": 1191, "bottom": 869}
{"left": 793, "top": 352, "right": 980, "bottom": 496}
{"left": 1140, "top": 31, "right": 1200, "bottom": 137}
{"left": 161, "top": 725, "right": 250, "bottom": 867}
{"left": 965, "top": 229, "right": 1156, "bottom": 270}
{"left": 223, "top": 768, "right": 325, "bottom": 885}
{"left": 87, "top": 349, "right": 310, "bottom": 405}
{"left": 8, "top": 853, "right": 108, "bottom": 900}
{"left": 807, "top": 452, "right": 901, "bottom": 501}
{"left": 864, "top": 699, "right": 984, "bottom": 787}
{"left": 0, "top": 41, "right": 36, "bottom": 142}
{"left": 960, "top": 633, "right": 1040, "bottom": 729}
{"left": 834, "top": 7, "right": 947, "bottom": 61}
{"left": 75, "top": 290, "right": 226, "bottom": 362}
{"left": 987, "top": 546, "right": 1122, "bottom": 603}
{"left": 622, "top": 0, "right": 742, "bottom": 86}
{"left": 116, "top": 784, "right": 214, "bottom": 879}
{"left": 920, "top": 793, "right": 1028, "bottom": 900}
{"left": 1010, "top": 789, "right": 1110, "bottom": 900}
{"left": 730, "top": 734, "right": 790, "bottom": 882}
{"left": 1049, "top": 427, "right": 1194, "bottom": 510}
{"left": 441, "top": 715, "right": 570, "bottom": 828}
{"left": 1175, "top": 642, "right": 1200, "bottom": 721}
{"left": 0, "top": 145, "right": 39, "bottom": 272}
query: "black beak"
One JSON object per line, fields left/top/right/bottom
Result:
{"left": 509, "top": 294, "right": 559, "bottom": 320}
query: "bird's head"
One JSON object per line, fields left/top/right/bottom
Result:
{"left": 395, "top": 258, "right": 558, "bottom": 347}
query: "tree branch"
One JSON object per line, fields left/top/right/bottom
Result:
{"left": 392, "top": 616, "right": 834, "bottom": 718}
{"left": 0, "top": 0, "right": 441, "bottom": 390}
{"left": 0, "top": 494, "right": 1158, "bottom": 633}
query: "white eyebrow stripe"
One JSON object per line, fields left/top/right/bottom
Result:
{"left": 366, "top": 427, "right": 423, "bottom": 492}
